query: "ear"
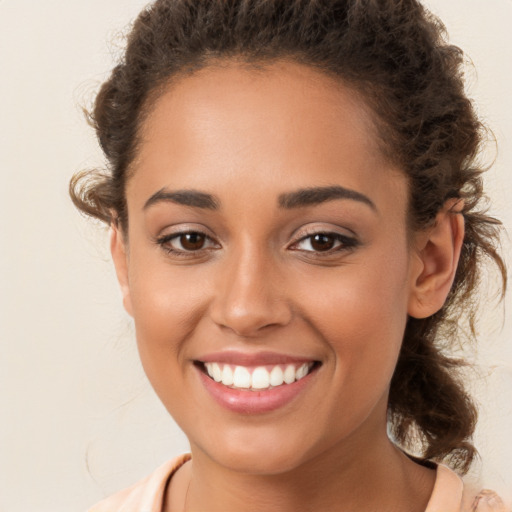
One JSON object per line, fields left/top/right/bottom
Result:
{"left": 110, "top": 223, "right": 134, "bottom": 317}
{"left": 407, "top": 199, "right": 464, "bottom": 319}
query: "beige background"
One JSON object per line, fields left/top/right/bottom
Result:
{"left": 0, "top": 1, "right": 510, "bottom": 510}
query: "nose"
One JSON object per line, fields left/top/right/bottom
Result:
{"left": 209, "top": 243, "right": 293, "bottom": 338}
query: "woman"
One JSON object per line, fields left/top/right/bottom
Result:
{"left": 70, "top": 0, "right": 508, "bottom": 510}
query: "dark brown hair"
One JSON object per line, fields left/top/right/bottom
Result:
{"left": 70, "top": 0, "right": 507, "bottom": 473}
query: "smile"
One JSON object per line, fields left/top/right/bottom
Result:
{"left": 194, "top": 352, "right": 322, "bottom": 413}
{"left": 202, "top": 362, "right": 317, "bottom": 391}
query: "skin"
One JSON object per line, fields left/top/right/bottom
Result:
{"left": 110, "top": 60, "right": 464, "bottom": 512}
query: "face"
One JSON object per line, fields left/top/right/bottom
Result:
{"left": 114, "top": 60, "right": 422, "bottom": 475}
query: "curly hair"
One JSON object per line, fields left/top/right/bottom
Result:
{"left": 70, "top": 0, "right": 507, "bottom": 473}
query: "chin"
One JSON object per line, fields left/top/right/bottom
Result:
{"left": 215, "top": 449, "right": 308, "bottom": 476}
{"left": 195, "top": 425, "right": 321, "bottom": 476}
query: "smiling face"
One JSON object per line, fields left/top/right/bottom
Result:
{"left": 112, "top": 60, "right": 422, "bottom": 474}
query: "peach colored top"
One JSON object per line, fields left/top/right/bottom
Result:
{"left": 87, "top": 454, "right": 507, "bottom": 512}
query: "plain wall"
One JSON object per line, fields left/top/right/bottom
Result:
{"left": 0, "top": 1, "right": 511, "bottom": 510}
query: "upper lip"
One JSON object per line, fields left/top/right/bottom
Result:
{"left": 196, "top": 350, "right": 319, "bottom": 366}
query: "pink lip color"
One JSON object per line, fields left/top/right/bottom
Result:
{"left": 196, "top": 364, "right": 318, "bottom": 414}
{"left": 197, "top": 350, "right": 315, "bottom": 366}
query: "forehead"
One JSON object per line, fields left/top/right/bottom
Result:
{"left": 129, "top": 59, "right": 406, "bottom": 213}
{"left": 138, "top": 59, "right": 383, "bottom": 162}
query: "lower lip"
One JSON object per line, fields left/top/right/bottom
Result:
{"left": 196, "top": 365, "right": 319, "bottom": 414}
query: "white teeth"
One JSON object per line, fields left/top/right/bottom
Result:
{"left": 203, "top": 362, "right": 316, "bottom": 391}
{"left": 269, "top": 366, "right": 284, "bottom": 387}
{"left": 232, "top": 366, "right": 251, "bottom": 388}
{"left": 251, "top": 367, "right": 270, "bottom": 389}
{"left": 221, "top": 365, "right": 234, "bottom": 386}
{"left": 296, "top": 363, "right": 309, "bottom": 380}
{"left": 283, "top": 365, "right": 296, "bottom": 384}
{"left": 212, "top": 362, "right": 222, "bottom": 382}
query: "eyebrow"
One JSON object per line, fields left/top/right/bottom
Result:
{"left": 143, "top": 185, "right": 376, "bottom": 212}
{"left": 278, "top": 185, "right": 377, "bottom": 211}
{"left": 144, "top": 189, "right": 220, "bottom": 210}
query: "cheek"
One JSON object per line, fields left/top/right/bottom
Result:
{"left": 125, "top": 252, "right": 211, "bottom": 385}
{"left": 299, "top": 248, "right": 410, "bottom": 333}
{"left": 296, "top": 249, "right": 411, "bottom": 402}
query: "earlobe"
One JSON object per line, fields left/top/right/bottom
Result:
{"left": 408, "top": 200, "right": 465, "bottom": 319}
{"left": 110, "top": 224, "right": 134, "bottom": 317}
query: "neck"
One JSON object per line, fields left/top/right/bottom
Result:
{"left": 180, "top": 430, "right": 435, "bottom": 512}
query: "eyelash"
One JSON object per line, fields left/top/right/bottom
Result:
{"left": 156, "top": 231, "right": 219, "bottom": 258}
{"left": 155, "top": 229, "right": 359, "bottom": 258}
{"left": 291, "top": 230, "right": 359, "bottom": 254}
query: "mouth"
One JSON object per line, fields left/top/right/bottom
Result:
{"left": 194, "top": 360, "right": 322, "bottom": 392}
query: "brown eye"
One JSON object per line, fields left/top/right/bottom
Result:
{"left": 291, "top": 231, "right": 358, "bottom": 255}
{"left": 156, "top": 230, "right": 218, "bottom": 255}
{"left": 179, "top": 232, "right": 206, "bottom": 251}
{"left": 310, "top": 234, "right": 336, "bottom": 252}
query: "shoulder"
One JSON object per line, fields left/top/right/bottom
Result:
{"left": 463, "top": 488, "right": 508, "bottom": 512}
{"left": 87, "top": 454, "right": 192, "bottom": 512}
{"left": 426, "top": 464, "right": 508, "bottom": 512}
